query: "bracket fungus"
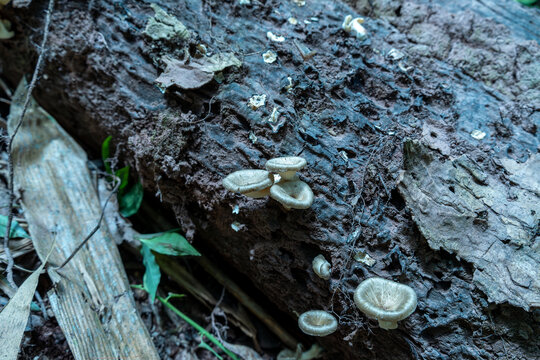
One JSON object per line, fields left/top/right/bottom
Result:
{"left": 265, "top": 156, "right": 307, "bottom": 181}
{"left": 312, "top": 255, "right": 331, "bottom": 280}
{"left": 270, "top": 179, "right": 314, "bottom": 210}
{"left": 298, "top": 310, "right": 337, "bottom": 337}
{"left": 353, "top": 277, "right": 417, "bottom": 330}
{"left": 222, "top": 169, "right": 274, "bottom": 198}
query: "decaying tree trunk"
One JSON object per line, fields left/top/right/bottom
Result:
{"left": 1, "top": 0, "right": 538, "bottom": 359}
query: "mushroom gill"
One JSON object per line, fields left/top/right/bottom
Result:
{"left": 298, "top": 310, "right": 337, "bottom": 337}
{"left": 354, "top": 277, "right": 417, "bottom": 330}
{"left": 269, "top": 180, "right": 314, "bottom": 209}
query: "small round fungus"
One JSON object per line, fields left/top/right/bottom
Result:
{"left": 354, "top": 277, "right": 417, "bottom": 330}
{"left": 265, "top": 156, "right": 307, "bottom": 181}
{"left": 270, "top": 180, "right": 314, "bottom": 209}
{"left": 222, "top": 169, "right": 274, "bottom": 198}
{"left": 298, "top": 310, "right": 337, "bottom": 337}
{"left": 312, "top": 255, "right": 331, "bottom": 280}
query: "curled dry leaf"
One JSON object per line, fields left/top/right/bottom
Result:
{"left": 156, "top": 53, "right": 242, "bottom": 90}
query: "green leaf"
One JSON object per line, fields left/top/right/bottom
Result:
{"left": 140, "top": 244, "right": 161, "bottom": 302}
{"left": 101, "top": 135, "right": 112, "bottom": 174}
{"left": 119, "top": 181, "right": 143, "bottom": 217}
{"left": 137, "top": 232, "right": 201, "bottom": 257}
{"left": 0, "top": 215, "right": 30, "bottom": 239}
{"left": 115, "top": 166, "right": 130, "bottom": 190}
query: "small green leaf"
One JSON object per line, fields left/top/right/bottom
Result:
{"left": 141, "top": 244, "right": 161, "bottom": 302}
{"left": 30, "top": 302, "right": 41, "bottom": 312}
{"left": 0, "top": 215, "right": 30, "bottom": 239}
{"left": 101, "top": 136, "right": 112, "bottom": 174}
{"left": 119, "top": 181, "right": 143, "bottom": 217}
{"left": 115, "top": 166, "right": 130, "bottom": 190}
{"left": 515, "top": 0, "right": 537, "bottom": 5}
{"left": 137, "top": 232, "right": 201, "bottom": 257}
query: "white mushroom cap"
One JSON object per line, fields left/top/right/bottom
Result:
{"left": 353, "top": 277, "right": 417, "bottom": 330}
{"left": 298, "top": 310, "right": 337, "bottom": 337}
{"left": 269, "top": 180, "right": 314, "bottom": 209}
{"left": 222, "top": 169, "right": 274, "bottom": 198}
{"left": 312, "top": 255, "right": 331, "bottom": 280}
{"left": 265, "top": 156, "right": 307, "bottom": 181}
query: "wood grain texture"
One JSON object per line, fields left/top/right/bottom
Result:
{"left": 7, "top": 80, "right": 159, "bottom": 360}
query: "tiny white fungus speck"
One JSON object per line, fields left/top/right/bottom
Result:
{"left": 263, "top": 50, "right": 277, "bottom": 63}
{"left": 471, "top": 130, "right": 486, "bottom": 140}
{"left": 268, "top": 107, "right": 280, "bottom": 123}
{"left": 267, "top": 31, "right": 285, "bottom": 42}
{"left": 288, "top": 17, "right": 298, "bottom": 25}
{"left": 398, "top": 61, "right": 413, "bottom": 72}
{"left": 387, "top": 48, "right": 404, "bottom": 61}
{"left": 231, "top": 221, "right": 243, "bottom": 232}
{"left": 249, "top": 132, "right": 258, "bottom": 144}
{"left": 249, "top": 94, "right": 266, "bottom": 110}
{"left": 284, "top": 77, "right": 294, "bottom": 92}
{"left": 354, "top": 251, "right": 376, "bottom": 267}
{"left": 342, "top": 15, "right": 367, "bottom": 40}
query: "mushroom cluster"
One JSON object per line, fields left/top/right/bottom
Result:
{"left": 222, "top": 156, "right": 314, "bottom": 210}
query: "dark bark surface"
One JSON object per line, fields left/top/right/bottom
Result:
{"left": 1, "top": 0, "right": 539, "bottom": 359}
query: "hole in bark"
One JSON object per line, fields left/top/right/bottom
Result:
{"left": 348, "top": 71, "right": 366, "bottom": 92}
{"left": 390, "top": 188, "right": 405, "bottom": 211}
{"left": 291, "top": 268, "right": 308, "bottom": 292}
{"left": 434, "top": 280, "right": 452, "bottom": 291}
{"left": 279, "top": 247, "right": 294, "bottom": 263}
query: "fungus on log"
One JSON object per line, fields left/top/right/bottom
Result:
{"left": 1, "top": 0, "right": 539, "bottom": 359}
{"left": 354, "top": 277, "right": 417, "bottom": 330}
{"left": 298, "top": 310, "right": 338, "bottom": 337}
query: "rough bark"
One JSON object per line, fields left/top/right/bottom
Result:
{"left": 1, "top": 0, "right": 538, "bottom": 359}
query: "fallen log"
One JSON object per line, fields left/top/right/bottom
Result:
{"left": 1, "top": 0, "right": 538, "bottom": 359}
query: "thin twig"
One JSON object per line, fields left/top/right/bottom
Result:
{"left": 54, "top": 177, "right": 120, "bottom": 270}
{"left": 34, "top": 290, "right": 48, "bottom": 320}
{"left": 210, "top": 287, "right": 227, "bottom": 342}
{"left": 3, "top": 0, "right": 55, "bottom": 290}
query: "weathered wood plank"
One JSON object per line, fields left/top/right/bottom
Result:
{"left": 7, "top": 80, "right": 159, "bottom": 360}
